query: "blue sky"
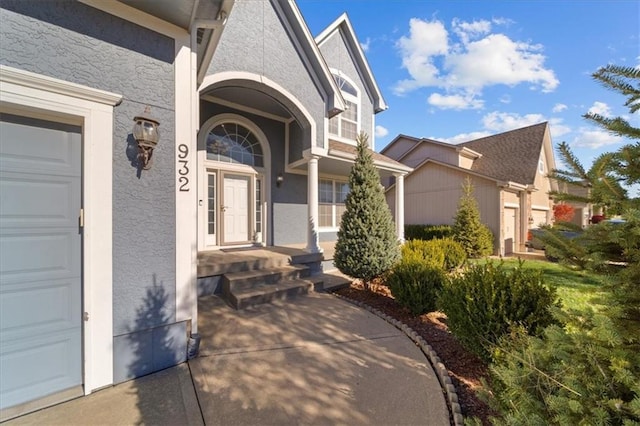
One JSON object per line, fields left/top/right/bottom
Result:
{"left": 298, "top": 0, "right": 639, "bottom": 174}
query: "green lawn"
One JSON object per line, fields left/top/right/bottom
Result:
{"left": 472, "top": 258, "right": 610, "bottom": 312}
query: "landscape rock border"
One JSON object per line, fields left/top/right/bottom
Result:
{"left": 333, "top": 293, "right": 464, "bottom": 426}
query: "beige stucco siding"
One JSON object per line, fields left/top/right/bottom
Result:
{"left": 383, "top": 137, "right": 418, "bottom": 161}
{"left": 458, "top": 155, "right": 474, "bottom": 170}
{"left": 401, "top": 143, "right": 459, "bottom": 168}
{"left": 387, "top": 163, "right": 500, "bottom": 247}
{"left": 503, "top": 191, "right": 519, "bottom": 206}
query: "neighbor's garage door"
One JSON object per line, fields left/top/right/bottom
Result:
{"left": 0, "top": 113, "right": 82, "bottom": 411}
{"left": 531, "top": 209, "right": 548, "bottom": 229}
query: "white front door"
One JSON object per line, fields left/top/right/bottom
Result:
{"left": 223, "top": 175, "right": 250, "bottom": 244}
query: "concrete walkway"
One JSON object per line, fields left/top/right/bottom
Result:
{"left": 6, "top": 292, "right": 450, "bottom": 425}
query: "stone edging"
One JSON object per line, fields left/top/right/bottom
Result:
{"left": 333, "top": 293, "right": 464, "bottom": 426}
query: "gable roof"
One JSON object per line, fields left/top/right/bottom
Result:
{"left": 328, "top": 140, "right": 412, "bottom": 173}
{"left": 315, "top": 13, "right": 387, "bottom": 113}
{"left": 273, "top": 0, "right": 346, "bottom": 116}
{"left": 458, "top": 122, "right": 549, "bottom": 185}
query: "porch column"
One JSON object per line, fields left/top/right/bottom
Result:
{"left": 306, "top": 155, "right": 323, "bottom": 253}
{"left": 394, "top": 173, "right": 405, "bottom": 243}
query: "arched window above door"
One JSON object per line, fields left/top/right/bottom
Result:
{"left": 206, "top": 122, "right": 264, "bottom": 167}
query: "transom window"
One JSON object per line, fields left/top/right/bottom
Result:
{"left": 319, "top": 179, "right": 349, "bottom": 228}
{"left": 206, "top": 122, "right": 264, "bottom": 167}
{"left": 329, "top": 70, "right": 360, "bottom": 141}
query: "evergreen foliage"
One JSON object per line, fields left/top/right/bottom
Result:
{"left": 452, "top": 178, "right": 494, "bottom": 257}
{"left": 386, "top": 260, "right": 445, "bottom": 316}
{"left": 334, "top": 132, "right": 400, "bottom": 290}
{"left": 489, "top": 309, "right": 640, "bottom": 425}
{"left": 438, "top": 260, "right": 559, "bottom": 361}
{"left": 404, "top": 224, "right": 454, "bottom": 240}
{"left": 401, "top": 238, "right": 466, "bottom": 271}
{"left": 488, "top": 64, "right": 640, "bottom": 425}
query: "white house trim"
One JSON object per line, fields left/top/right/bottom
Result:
{"left": 0, "top": 65, "right": 119, "bottom": 395}
{"left": 504, "top": 202, "right": 520, "bottom": 209}
{"left": 174, "top": 35, "right": 199, "bottom": 332}
{"left": 200, "top": 71, "right": 317, "bottom": 148}
{"left": 532, "top": 205, "right": 551, "bottom": 211}
{"left": 79, "top": 0, "right": 188, "bottom": 39}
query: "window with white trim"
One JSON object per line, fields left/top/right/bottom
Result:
{"left": 319, "top": 179, "right": 349, "bottom": 228}
{"left": 539, "top": 159, "right": 545, "bottom": 173}
{"left": 329, "top": 71, "right": 360, "bottom": 141}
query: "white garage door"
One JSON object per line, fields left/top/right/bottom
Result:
{"left": 504, "top": 207, "right": 517, "bottom": 254}
{"left": 0, "top": 113, "right": 82, "bottom": 411}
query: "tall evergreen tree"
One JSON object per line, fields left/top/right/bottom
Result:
{"left": 334, "top": 132, "right": 400, "bottom": 290}
{"left": 452, "top": 178, "right": 494, "bottom": 258}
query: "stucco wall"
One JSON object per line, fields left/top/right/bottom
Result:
{"left": 387, "top": 163, "right": 500, "bottom": 249}
{"left": 207, "top": 0, "right": 325, "bottom": 149}
{"left": 401, "top": 143, "right": 459, "bottom": 168}
{"left": 0, "top": 1, "right": 182, "bottom": 382}
{"left": 318, "top": 30, "right": 374, "bottom": 142}
{"left": 382, "top": 137, "right": 418, "bottom": 161}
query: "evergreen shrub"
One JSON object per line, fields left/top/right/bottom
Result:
{"left": 438, "top": 260, "right": 559, "bottom": 361}
{"left": 404, "top": 224, "right": 454, "bottom": 241}
{"left": 334, "top": 133, "right": 400, "bottom": 289}
{"left": 452, "top": 178, "right": 494, "bottom": 258}
{"left": 387, "top": 260, "right": 445, "bottom": 315}
{"left": 402, "top": 238, "right": 467, "bottom": 271}
{"left": 401, "top": 239, "right": 445, "bottom": 268}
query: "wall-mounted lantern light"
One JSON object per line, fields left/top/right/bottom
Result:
{"left": 133, "top": 106, "right": 160, "bottom": 170}
{"left": 276, "top": 173, "right": 284, "bottom": 187}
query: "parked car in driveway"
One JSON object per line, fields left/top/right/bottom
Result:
{"left": 526, "top": 228, "right": 582, "bottom": 250}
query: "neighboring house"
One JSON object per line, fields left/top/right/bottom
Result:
{"left": 0, "top": 0, "right": 409, "bottom": 418}
{"left": 384, "top": 122, "right": 560, "bottom": 255}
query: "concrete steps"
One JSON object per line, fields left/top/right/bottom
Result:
{"left": 222, "top": 265, "right": 320, "bottom": 310}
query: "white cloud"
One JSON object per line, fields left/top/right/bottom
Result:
{"left": 552, "top": 103, "right": 568, "bottom": 113}
{"left": 587, "top": 101, "right": 612, "bottom": 117}
{"left": 452, "top": 18, "right": 492, "bottom": 44}
{"left": 394, "top": 18, "right": 448, "bottom": 95}
{"left": 360, "top": 37, "right": 371, "bottom": 53}
{"left": 571, "top": 128, "right": 623, "bottom": 149}
{"left": 434, "top": 111, "right": 570, "bottom": 145}
{"left": 427, "top": 92, "right": 484, "bottom": 110}
{"left": 393, "top": 17, "right": 558, "bottom": 106}
{"left": 438, "top": 131, "right": 491, "bottom": 144}
{"left": 375, "top": 125, "right": 389, "bottom": 138}
{"left": 548, "top": 118, "right": 571, "bottom": 138}
{"left": 499, "top": 94, "right": 512, "bottom": 104}
{"left": 481, "top": 111, "right": 545, "bottom": 132}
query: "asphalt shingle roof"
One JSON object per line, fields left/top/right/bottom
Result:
{"left": 458, "top": 122, "right": 548, "bottom": 185}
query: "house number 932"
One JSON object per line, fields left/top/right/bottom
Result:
{"left": 177, "top": 143, "right": 190, "bottom": 192}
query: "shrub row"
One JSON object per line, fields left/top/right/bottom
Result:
{"left": 404, "top": 224, "right": 454, "bottom": 241}
{"left": 386, "top": 256, "right": 559, "bottom": 362}
{"left": 401, "top": 238, "right": 466, "bottom": 271}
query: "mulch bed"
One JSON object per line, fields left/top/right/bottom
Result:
{"left": 334, "top": 280, "right": 496, "bottom": 425}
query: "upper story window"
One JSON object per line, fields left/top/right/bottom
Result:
{"left": 206, "top": 122, "right": 263, "bottom": 167}
{"left": 329, "top": 70, "right": 360, "bottom": 142}
{"left": 539, "top": 159, "right": 545, "bottom": 173}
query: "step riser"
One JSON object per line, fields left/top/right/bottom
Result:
{"left": 223, "top": 268, "right": 311, "bottom": 293}
{"left": 231, "top": 282, "right": 314, "bottom": 310}
{"left": 199, "top": 256, "right": 294, "bottom": 277}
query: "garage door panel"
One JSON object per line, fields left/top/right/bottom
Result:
{"left": 0, "top": 114, "right": 82, "bottom": 410}
{"left": 0, "top": 115, "right": 80, "bottom": 176}
{"left": 0, "top": 231, "right": 80, "bottom": 284}
{"left": 1, "top": 278, "right": 80, "bottom": 341}
{"left": 0, "top": 331, "right": 82, "bottom": 409}
{"left": 0, "top": 173, "right": 80, "bottom": 229}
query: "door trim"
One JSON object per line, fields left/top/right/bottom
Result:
{"left": 1, "top": 66, "right": 120, "bottom": 397}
